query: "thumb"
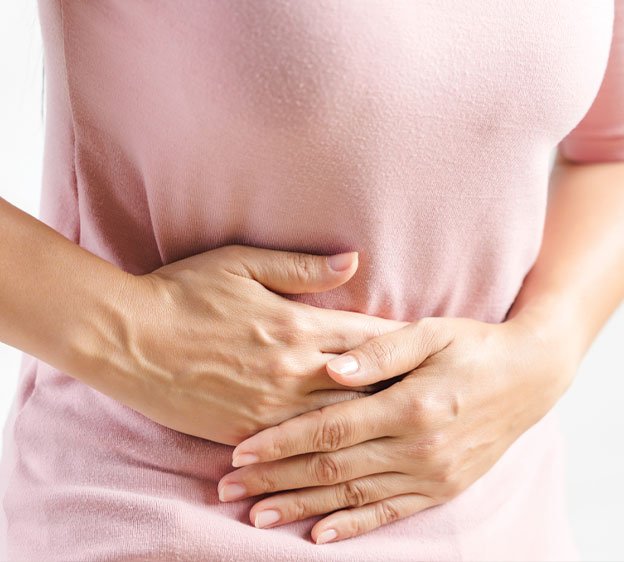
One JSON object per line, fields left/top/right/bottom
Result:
{"left": 221, "top": 244, "right": 359, "bottom": 294}
{"left": 324, "top": 319, "right": 451, "bottom": 386}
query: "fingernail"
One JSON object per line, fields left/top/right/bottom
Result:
{"left": 316, "top": 529, "right": 338, "bottom": 544}
{"left": 254, "top": 509, "right": 281, "bottom": 528}
{"left": 327, "top": 354, "right": 359, "bottom": 376}
{"left": 232, "top": 453, "right": 259, "bottom": 467}
{"left": 218, "top": 483, "right": 247, "bottom": 502}
{"left": 326, "top": 252, "right": 355, "bottom": 272}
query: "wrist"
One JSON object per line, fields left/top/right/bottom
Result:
{"left": 62, "top": 264, "right": 140, "bottom": 399}
{"left": 502, "top": 295, "right": 581, "bottom": 410}
{"left": 507, "top": 291, "right": 584, "bottom": 363}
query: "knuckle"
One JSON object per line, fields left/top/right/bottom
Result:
{"left": 264, "top": 351, "right": 290, "bottom": 375}
{"left": 309, "top": 454, "right": 343, "bottom": 485}
{"left": 420, "top": 397, "right": 441, "bottom": 425}
{"left": 340, "top": 480, "right": 368, "bottom": 507}
{"left": 400, "top": 393, "right": 429, "bottom": 427}
{"left": 273, "top": 308, "right": 308, "bottom": 347}
{"left": 244, "top": 396, "right": 273, "bottom": 427}
{"left": 264, "top": 353, "right": 301, "bottom": 385}
{"left": 257, "top": 470, "right": 277, "bottom": 493}
{"left": 430, "top": 460, "right": 454, "bottom": 485}
{"left": 365, "top": 338, "right": 397, "bottom": 370}
{"left": 291, "top": 253, "right": 316, "bottom": 285}
{"left": 290, "top": 496, "right": 308, "bottom": 521}
{"left": 404, "top": 397, "right": 423, "bottom": 426}
{"left": 445, "top": 478, "right": 464, "bottom": 500}
{"left": 436, "top": 472, "right": 463, "bottom": 501}
{"left": 313, "top": 414, "right": 349, "bottom": 451}
{"left": 343, "top": 516, "right": 363, "bottom": 538}
{"left": 410, "top": 431, "right": 447, "bottom": 461}
{"left": 409, "top": 393, "right": 442, "bottom": 427}
{"left": 265, "top": 432, "right": 286, "bottom": 460}
{"left": 375, "top": 500, "right": 401, "bottom": 525}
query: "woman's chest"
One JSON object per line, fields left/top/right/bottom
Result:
{"left": 62, "top": 0, "right": 613, "bottom": 152}
{"left": 56, "top": 0, "right": 615, "bottom": 274}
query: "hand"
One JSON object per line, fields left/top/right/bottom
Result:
{"left": 218, "top": 313, "right": 575, "bottom": 543}
{"left": 79, "top": 243, "right": 408, "bottom": 445}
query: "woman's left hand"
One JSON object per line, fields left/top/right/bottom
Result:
{"left": 217, "top": 313, "right": 575, "bottom": 544}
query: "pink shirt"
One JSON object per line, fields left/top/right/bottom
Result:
{"left": 2, "top": 1, "right": 623, "bottom": 560}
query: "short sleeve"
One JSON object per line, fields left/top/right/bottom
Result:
{"left": 558, "top": 0, "right": 624, "bottom": 163}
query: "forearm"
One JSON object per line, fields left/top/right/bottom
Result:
{"left": 0, "top": 196, "right": 132, "bottom": 381}
{"left": 506, "top": 150, "right": 624, "bottom": 386}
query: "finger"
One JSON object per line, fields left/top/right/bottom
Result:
{"left": 220, "top": 244, "right": 359, "bottom": 294}
{"left": 311, "top": 493, "right": 438, "bottom": 545}
{"left": 249, "top": 472, "right": 413, "bottom": 529}
{"left": 302, "top": 352, "right": 387, "bottom": 394}
{"left": 218, "top": 438, "right": 394, "bottom": 502}
{"left": 325, "top": 318, "right": 452, "bottom": 386}
{"left": 231, "top": 390, "right": 401, "bottom": 467}
{"left": 302, "top": 304, "right": 409, "bottom": 354}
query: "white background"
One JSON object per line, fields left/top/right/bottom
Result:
{"left": 1, "top": 2, "right": 622, "bottom": 560}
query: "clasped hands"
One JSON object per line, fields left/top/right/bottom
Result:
{"left": 217, "top": 311, "right": 574, "bottom": 545}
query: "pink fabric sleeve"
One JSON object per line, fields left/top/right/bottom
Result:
{"left": 558, "top": 0, "right": 624, "bottom": 163}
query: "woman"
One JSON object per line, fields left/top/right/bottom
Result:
{"left": 1, "top": 1, "right": 623, "bottom": 560}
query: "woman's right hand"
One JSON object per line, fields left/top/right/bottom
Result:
{"left": 79, "top": 244, "right": 409, "bottom": 446}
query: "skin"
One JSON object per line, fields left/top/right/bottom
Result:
{"left": 108, "top": 245, "right": 410, "bottom": 444}
{"left": 217, "top": 150, "right": 624, "bottom": 544}
{"left": 3, "top": 150, "right": 622, "bottom": 544}
{"left": 0, "top": 198, "right": 408, "bottom": 444}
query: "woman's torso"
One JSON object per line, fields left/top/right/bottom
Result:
{"left": 2, "top": 1, "right": 614, "bottom": 559}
